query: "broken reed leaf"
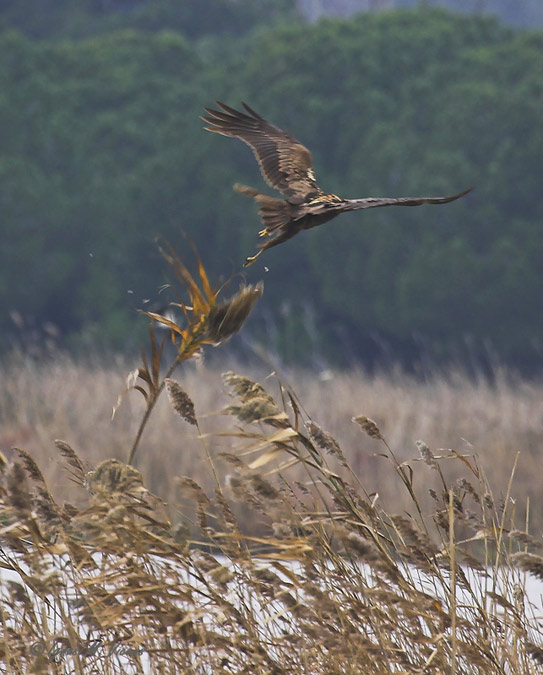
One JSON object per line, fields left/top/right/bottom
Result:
{"left": 352, "top": 415, "right": 382, "bottom": 440}
{"left": 165, "top": 378, "right": 197, "bottom": 426}
{"left": 159, "top": 241, "right": 211, "bottom": 316}
{"left": 206, "top": 282, "right": 263, "bottom": 344}
{"left": 87, "top": 459, "right": 145, "bottom": 496}
{"left": 141, "top": 311, "right": 184, "bottom": 335}
{"left": 247, "top": 448, "right": 283, "bottom": 470}
{"left": 416, "top": 440, "right": 439, "bottom": 470}
{"left": 112, "top": 368, "right": 142, "bottom": 418}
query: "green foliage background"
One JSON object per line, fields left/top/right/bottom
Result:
{"left": 0, "top": 2, "right": 542, "bottom": 369}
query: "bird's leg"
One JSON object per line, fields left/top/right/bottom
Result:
{"left": 258, "top": 228, "right": 268, "bottom": 237}
{"left": 244, "top": 250, "right": 263, "bottom": 267}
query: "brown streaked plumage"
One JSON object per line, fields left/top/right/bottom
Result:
{"left": 202, "top": 101, "right": 473, "bottom": 267}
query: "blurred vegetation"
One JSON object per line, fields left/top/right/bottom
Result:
{"left": 299, "top": 0, "right": 543, "bottom": 28}
{"left": 0, "top": 4, "right": 542, "bottom": 370}
{"left": 0, "top": 0, "right": 297, "bottom": 40}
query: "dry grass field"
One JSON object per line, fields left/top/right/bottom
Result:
{"left": 1, "top": 351, "right": 541, "bottom": 533}
{"left": 1, "top": 252, "right": 543, "bottom": 673}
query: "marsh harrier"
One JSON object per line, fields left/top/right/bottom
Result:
{"left": 202, "top": 102, "right": 472, "bottom": 266}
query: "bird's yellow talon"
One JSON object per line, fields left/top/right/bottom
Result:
{"left": 244, "top": 251, "right": 262, "bottom": 267}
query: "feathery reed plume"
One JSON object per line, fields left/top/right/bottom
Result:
{"left": 55, "top": 439, "right": 86, "bottom": 483}
{"left": 227, "top": 396, "right": 283, "bottom": 424}
{"left": 206, "top": 282, "right": 263, "bottom": 344}
{"left": 352, "top": 415, "right": 383, "bottom": 440}
{"left": 342, "top": 530, "right": 377, "bottom": 559}
{"left": 222, "top": 371, "right": 272, "bottom": 402}
{"left": 526, "top": 642, "right": 543, "bottom": 665}
{"left": 306, "top": 421, "right": 343, "bottom": 460}
{"left": 87, "top": 458, "right": 145, "bottom": 496}
{"left": 510, "top": 552, "right": 543, "bottom": 580}
{"left": 223, "top": 371, "right": 287, "bottom": 426}
{"left": 6, "top": 461, "right": 31, "bottom": 516}
{"left": 508, "top": 530, "right": 543, "bottom": 551}
{"left": 15, "top": 447, "right": 46, "bottom": 484}
{"left": 165, "top": 378, "right": 197, "bottom": 426}
{"left": 250, "top": 474, "right": 280, "bottom": 501}
{"left": 416, "top": 440, "right": 439, "bottom": 470}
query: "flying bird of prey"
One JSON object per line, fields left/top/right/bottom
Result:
{"left": 202, "top": 102, "right": 472, "bottom": 267}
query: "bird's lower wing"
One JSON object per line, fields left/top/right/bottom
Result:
{"left": 342, "top": 187, "right": 473, "bottom": 212}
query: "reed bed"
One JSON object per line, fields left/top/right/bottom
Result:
{"left": 1, "top": 354, "right": 542, "bottom": 534}
{"left": 1, "top": 249, "right": 543, "bottom": 673}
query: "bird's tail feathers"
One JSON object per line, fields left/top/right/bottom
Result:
{"left": 234, "top": 183, "right": 260, "bottom": 198}
{"left": 234, "top": 184, "right": 291, "bottom": 234}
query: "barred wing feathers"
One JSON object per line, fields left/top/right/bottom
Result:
{"left": 201, "top": 102, "right": 322, "bottom": 202}
{"left": 307, "top": 188, "right": 474, "bottom": 215}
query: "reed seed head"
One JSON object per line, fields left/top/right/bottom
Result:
{"left": 87, "top": 459, "right": 145, "bottom": 496}
{"left": 16, "top": 448, "right": 46, "bottom": 484}
{"left": 510, "top": 552, "right": 543, "bottom": 580}
{"left": 165, "top": 378, "right": 197, "bottom": 425}
{"left": 222, "top": 371, "right": 269, "bottom": 401}
{"left": 55, "top": 439, "right": 86, "bottom": 479}
{"left": 307, "top": 421, "right": 343, "bottom": 459}
{"left": 416, "top": 440, "right": 439, "bottom": 470}
{"left": 352, "top": 415, "right": 382, "bottom": 440}
{"left": 526, "top": 642, "right": 543, "bottom": 665}
{"left": 6, "top": 461, "right": 31, "bottom": 516}
{"left": 250, "top": 474, "right": 279, "bottom": 501}
{"left": 227, "top": 396, "right": 282, "bottom": 424}
{"left": 206, "top": 282, "right": 263, "bottom": 344}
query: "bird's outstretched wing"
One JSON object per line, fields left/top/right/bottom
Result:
{"left": 335, "top": 188, "right": 474, "bottom": 213}
{"left": 202, "top": 102, "right": 322, "bottom": 202}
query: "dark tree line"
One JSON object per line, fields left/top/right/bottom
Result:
{"left": 0, "top": 7, "right": 542, "bottom": 370}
